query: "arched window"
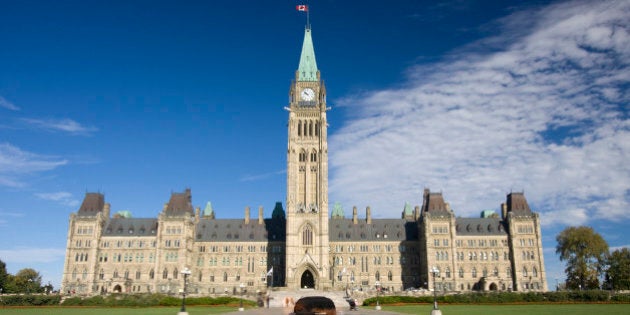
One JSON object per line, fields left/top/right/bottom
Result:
{"left": 458, "top": 267, "right": 464, "bottom": 278}
{"left": 493, "top": 267, "right": 499, "bottom": 277}
{"left": 445, "top": 267, "right": 451, "bottom": 278}
{"left": 298, "top": 120, "right": 302, "bottom": 137}
{"left": 302, "top": 224, "right": 313, "bottom": 245}
{"left": 223, "top": 272, "right": 228, "bottom": 282}
{"left": 309, "top": 120, "right": 313, "bottom": 136}
{"left": 472, "top": 267, "right": 477, "bottom": 278}
{"left": 136, "top": 270, "right": 141, "bottom": 280}
{"left": 173, "top": 268, "right": 178, "bottom": 279}
{"left": 149, "top": 269, "right": 155, "bottom": 279}
{"left": 236, "top": 273, "right": 240, "bottom": 281}
{"left": 315, "top": 122, "right": 319, "bottom": 136}
{"left": 482, "top": 268, "right": 488, "bottom": 277}
{"left": 162, "top": 269, "right": 168, "bottom": 279}
{"left": 350, "top": 271, "right": 355, "bottom": 282}
{"left": 522, "top": 267, "right": 528, "bottom": 277}
{"left": 375, "top": 271, "right": 380, "bottom": 281}
{"left": 388, "top": 271, "right": 393, "bottom": 281}
{"left": 533, "top": 267, "right": 538, "bottom": 277}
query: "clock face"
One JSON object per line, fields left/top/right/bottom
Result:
{"left": 300, "top": 88, "right": 315, "bottom": 101}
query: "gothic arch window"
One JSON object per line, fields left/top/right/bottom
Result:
{"left": 445, "top": 267, "right": 451, "bottom": 278}
{"left": 311, "top": 150, "right": 317, "bottom": 162}
{"left": 298, "top": 120, "right": 302, "bottom": 137}
{"left": 522, "top": 267, "right": 528, "bottom": 277}
{"left": 302, "top": 224, "right": 313, "bottom": 246}
{"left": 99, "top": 269, "right": 104, "bottom": 280}
{"left": 162, "top": 269, "right": 168, "bottom": 279}
{"left": 493, "top": 267, "right": 499, "bottom": 277}
{"left": 375, "top": 271, "right": 380, "bottom": 281}
{"left": 223, "top": 272, "right": 228, "bottom": 282}
{"left": 309, "top": 120, "right": 313, "bottom": 136}
{"left": 533, "top": 267, "right": 538, "bottom": 277}
{"left": 472, "top": 267, "right": 477, "bottom": 278}
{"left": 388, "top": 271, "right": 393, "bottom": 281}
{"left": 136, "top": 270, "right": 141, "bottom": 280}
{"left": 173, "top": 268, "right": 179, "bottom": 279}
{"left": 315, "top": 122, "right": 319, "bottom": 136}
{"left": 150, "top": 269, "right": 155, "bottom": 279}
{"left": 458, "top": 267, "right": 464, "bottom": 278}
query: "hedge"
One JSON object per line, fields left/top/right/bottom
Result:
{"left": 361, "top": 291, "right": 630, "bottom": 306}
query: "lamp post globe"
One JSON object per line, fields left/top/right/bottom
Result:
{"left": 178, "top": 267, "right": 191, "bottom": 315}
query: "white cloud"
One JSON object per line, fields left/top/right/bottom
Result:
{"left": 35, "top": 192, "right": 80, "bottom": 207}
{"left": 0, "top": 96, "right": 19, "bottom": 111}
{"left": 20, "top": 118, "right": 97, "bottom": 135}
{"left": 0, "top": 247, "right": 66, "bottom": 264}
{"left": 329, "top": 0, "right": 630, "bottom": 227}
{"left": 0, "top": 143, "right": 68, "bottom": 187}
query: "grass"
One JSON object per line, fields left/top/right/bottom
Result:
{"left": 386, "top": 303, "right": 630, "bottom": 315}
{"left": 0, "top": 306, "right": 236, "bottom": 315}
{"left": 0, "top": 304, "right": 629, "bottom": 315}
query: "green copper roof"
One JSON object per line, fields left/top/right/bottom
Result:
{"left": 203, "top": 201, "right": 214, "bottom": 217}
{"left": 297, "top": 28, "right": 318, "bottom": 81}
{"left": 115, "top": 210, "right": 132, "bottom": 218}
{"left": 331, "top": 202, "right": 344, "bottom": 218}
{"left": 403, "top": 202, "right": 413, "bottom": 216}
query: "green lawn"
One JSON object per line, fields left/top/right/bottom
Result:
{"left": 1, "top": 304, "right": 629, "bottom": 315}
{"left": 0, "top": 306, "right": 235, "bottom": 315}
{"left": 386, "top": 304, "right": 630, "bottom": 315}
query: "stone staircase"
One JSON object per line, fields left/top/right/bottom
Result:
{"left": 267, "top": 288, "right": 357, "bottom": 310}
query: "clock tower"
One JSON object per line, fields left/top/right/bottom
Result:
{"left": 285, "top": 26, "right": 331, "bottom": 290}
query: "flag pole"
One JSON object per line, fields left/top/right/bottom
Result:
{"left": 307, "top": 7, "right": 310, "bottom": 29}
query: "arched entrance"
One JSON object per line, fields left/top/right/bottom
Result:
{"left": 113, "top": 284, "right": 122, "bottom": 293}
{"left": 489, "top": 283, "right": 498, "bottom": 291}
{"left": 300, "top": 270, "right": 315, "bottom": 289}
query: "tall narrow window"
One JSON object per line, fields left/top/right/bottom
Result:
{"left": 302, "top": 224, "right": 313, "bottom": 245}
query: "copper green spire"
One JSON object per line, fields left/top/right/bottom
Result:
{"left": 297, "top": 27, "right": 319, "bottom": 82}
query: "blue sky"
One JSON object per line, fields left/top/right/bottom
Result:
{"left": 0, "top": 0, "right": 628, "bottom": 290}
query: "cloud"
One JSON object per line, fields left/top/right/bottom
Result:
{"left": 0, "top": 247, "right": 66, "bottom": 264}
{"left": 0, "top": 96, "right": 19, "bottom": 111}
{"left": 240, "top": 169, "right": 286, "bottom": 182}
{"left": 0, "top": 143, "right": 68, "bottom": 187}
{"left": 329, "top": 0, "right": 630, "bottom": 227}
{"left": 35, "top": 192, "right": 80, "bottom": 207}
{"left": 20, "top": 118, "right": 97, "bottom": 135}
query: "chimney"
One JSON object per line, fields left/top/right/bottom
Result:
{"left": 501, "top": 203, "right": 507, "bottom": 219}
{"left": 414, "top": 206, "right": 420, "bottom": 221}
{"left": 195, "top": 207, "right": 200, "bottom": 220}
{"left": 366, "top": 206, "right": 372, "bottom": 224}
{"left": 104, "top": 203, "right": 111, "bottom": 218}
{"left": 352, "top": 206, "right": 358, "bottom": 224}
{"left": 245, "top": 206, "right": 250, "bottom": 224}
{"left": 258, "top": 206, "right": 264, "bottom": 224}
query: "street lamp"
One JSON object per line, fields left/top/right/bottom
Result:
{"left": 430, "top": 266, "right": 442, "bottom": 315}
{"left": 375, "top": 281, "right": 381, "bottom": 310}
{"left": 239, "top": 283, "right": 245, "bottom": 312}
{"left": 179, "top": 267, "right": 191, "bottom": 315}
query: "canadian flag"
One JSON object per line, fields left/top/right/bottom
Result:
{"left": 296, "top": 5, "right": 308, "bottom": 12}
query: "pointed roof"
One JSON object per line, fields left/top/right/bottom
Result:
{"left": 297, "top": 27, "right": 318, "bottom": 81}
{"left": 164, "top": 188, "right": 194, "bottom": 216}
{"left": 331, "top": 202, "right": 344, "bottom": 219}
{"left": 203, "top": 201, "right": 214, "bottom": 218}
{"left": 77, "top": 192, "right": 105, "bottom": 216}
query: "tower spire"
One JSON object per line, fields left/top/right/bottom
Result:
{"left": 297, "top": 27, "right": 318, "bottom": 82}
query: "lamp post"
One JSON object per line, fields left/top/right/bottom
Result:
{"left": 239, "top": 283, "right": 245, "bottom": 312}
{"left": 430, "top": 266, "right": 441, "bottom": 315}
{"left": 375, "top": 281, "right": 381, "bottom": 310}
{"left": 178, "top": 267, "right": 191, "bottom": 315}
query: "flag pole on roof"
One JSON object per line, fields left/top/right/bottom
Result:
{"left": 296, "top": 4, "right": 309, "bottom": 28}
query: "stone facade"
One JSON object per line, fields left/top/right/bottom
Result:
{"left": 61, "top": 27, "right": 547, "bottom": 295}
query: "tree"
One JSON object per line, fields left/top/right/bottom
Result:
{"left": 12, "top": 268, "right": 43, "bottom": 294}
{"left": 605, "top": 247, "right": 630, "bottom": 290}
{"left": 0, "top": 259, "right": 8, "bottom": 293}
{"left": 556, "top": 226, "right": 608, "bottom": 290}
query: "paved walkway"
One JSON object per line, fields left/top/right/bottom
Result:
{"left": 221, "top": 306, "right": 403, "bottom": 315}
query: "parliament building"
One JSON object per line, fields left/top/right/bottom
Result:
{"left": 61, "top": 26, "right": 547, "bottom": 296}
